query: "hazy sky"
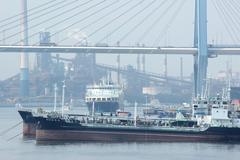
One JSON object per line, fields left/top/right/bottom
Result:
{"left": 0, "top": 0, "right": 239, "bottom": 80}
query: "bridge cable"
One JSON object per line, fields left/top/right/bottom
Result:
{"left": 218, "top": 0, "right": 240, "bottom": 42}
{"left": 74, "top": 0, "right": 146, "bottom": 46}
{"left": 230, "top": 0, "right": 240, "bottom": 18}
{"left": 231, "top": 0, "right": 240, "bottom": 14}
{"left": 140, "top": 0, "right": 185, "bottom": 71}
{"left": 213, "top": 0, "right": 239, "bottom": 43}
{"left": 117, "top": 0, "right": 167, "bottom": 43}
{"left": 0, "top": 0, "right": 77, "bottom": 32}
{"left": 154, "top": 0, "right": 187, "bottom": 46}
{"left": 223, "top": 0, "right": 240, "bottom": 39}
{"left": 15, "top": 0, "right": 105, "bottom": 45}
{"left": 51, "top": 0, "right": 121, "bottom": 45}
{"left": 0, "top": 0, "right": 58, "bottom": 25}
{"left": 219, "top": 0, "right": 240, "bottom": 36}
{"left": 11, "top": 0, "right": 104, "bottom": 45}
{"left": 33, "top": 0, "right": 108, "bottom": 45}
{"left": 210, "top": 0, "right": 236, "bottom": 44}
{"left": 97, "top": 0, "right": 157, "bottom": 43}
{"left": 137, "top": 0, "right": 177, "bottom": 43}
{"left": 56, "top": 0, "right": 133, "bottom": 44}
{"left": 231, "top": 0, "right": 240, "bottom": 30}
{"left": 0, "top": 0, "right": 94, "bottom": 44}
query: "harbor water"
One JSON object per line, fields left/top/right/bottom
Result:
{"left": 1, "top": 107, "right": 240, "bottom": 160}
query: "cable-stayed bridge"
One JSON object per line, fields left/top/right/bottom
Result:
{"left": 0, "top": 0, "right": 240, "bottom": 97}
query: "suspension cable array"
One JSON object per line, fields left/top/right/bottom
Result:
{"left": 2, "top": 0, "right": 239, "bottom": 46}
{"left": 0, "top": 0, "right": 58, "bottom": 26}
{"left": 210, "top": 0, "right": 240, "bottom": 44}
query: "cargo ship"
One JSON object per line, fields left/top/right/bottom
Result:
{"left": 19, "top": 79, "right": 240, "bottom": 142}
{"left": 85, "top": 81, "right": 122, "bottom": 113}
{"left": 35, "top": 95, "right": 240, "bottom": 142}
{"left": 35, "top": 113, "right": 240, "bottom": 142}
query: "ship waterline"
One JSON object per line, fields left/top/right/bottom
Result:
{"left": 36, "top": 129, "right": 229, "bottom": 142}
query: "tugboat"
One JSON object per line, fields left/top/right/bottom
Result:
{"left": 85, "top": 80, "right": 122, "bottom": 114}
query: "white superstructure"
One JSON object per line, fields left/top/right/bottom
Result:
{"left": 194, "top": 95, "right": 240, "bottom": 128}
{"left": 85, "top": 82, "right": 122, "bottom": 102}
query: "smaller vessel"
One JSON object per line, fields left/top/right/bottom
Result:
{"left": 85, "top": 80, "right": 122, "bottom": 113}
{"left": 18, "top": 107, "right": 50, "bottom": 136}
{"left": 17, "top": 82, "right": 68, "bottom": 136}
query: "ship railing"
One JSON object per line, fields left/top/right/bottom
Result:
{"left": 58, "top": 114, "right": 201, "bottom": 129}
{"left": 16, "top": 107, "right": 32, "bottom": 113}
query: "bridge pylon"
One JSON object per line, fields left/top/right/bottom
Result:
{"left": 195, "top": 0, "right": 208, "bottom": 97}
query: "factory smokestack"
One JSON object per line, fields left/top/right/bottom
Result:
{"left": 20, "top": 0, "right": 29, "bottom": 97}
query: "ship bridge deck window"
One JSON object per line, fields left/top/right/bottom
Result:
{"left": 113, "top": 98, "right": 119, "bottom": 101}
{"left": 212, "top": 105, "right": 218, "bottom": 108}
{"left": 223, "top": 101, "right": 228, "bottom": 105}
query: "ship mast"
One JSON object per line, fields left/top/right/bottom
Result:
{"left": 54, "top": 83, "right": 58, "bottom": 112}
{"left": 61, "top": 81, "right": 66, "bottom": 116}
{"left": 134, "top": 102, "right": 137, "bottom": 127}
{"left": 92, "top": 101, "right": 95, "bottom": 116}
{"left": 227, "top": 61, "right": 232, "bottom": 100}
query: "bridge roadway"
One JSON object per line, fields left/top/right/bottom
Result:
{"left": 0, "top": 45, "right": 240, "bottom": 55}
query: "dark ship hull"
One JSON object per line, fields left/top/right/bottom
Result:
{"left": 36, "top": 116, "right": 240, "bottom": 142}
{"left": 86, "top": 101, "right": 119, "bottom": 113}
{"left": 18, "top": 110, "right": 39, "bottom": 136}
